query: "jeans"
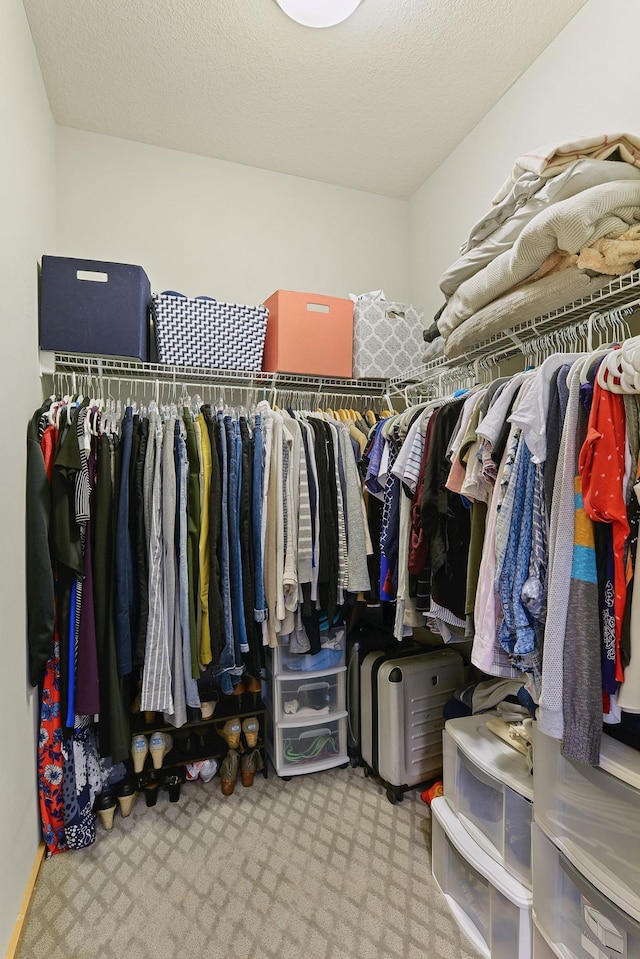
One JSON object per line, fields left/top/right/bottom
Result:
{"left": 226, "top": 416, "right": 248, "bottom": 657}
{"left": 216, "top": 411, "right": 237, "bottom": 694}
{"left": 252, "top": 414, "right": 267, "bottom": 621}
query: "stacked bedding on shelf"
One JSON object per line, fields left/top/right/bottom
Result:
{"left": 436, "top": 133, "right": 640, "bottom": 358}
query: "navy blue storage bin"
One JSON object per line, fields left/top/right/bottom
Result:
{"left": 40, "top": 255, "right": 151, "bottom": 361}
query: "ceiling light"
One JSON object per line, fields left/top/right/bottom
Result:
{"left": 274, "top": 0, "right": 363, "bottom": 28}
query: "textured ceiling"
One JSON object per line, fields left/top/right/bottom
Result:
{"left": 23, "top": 0, "right": 587, "bottom": 198}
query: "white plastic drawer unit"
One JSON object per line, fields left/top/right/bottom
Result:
{"left": 431, "top": 796, "right": 532, "bottom": 959}
{"left": 443, "top": 716, "right": 534, "bottom": 888}
{"left": 532, "top": 921, "right": 559, "bottom": 959}
{"left": 267, "top": 628, "right": 346, "bottom": 674}
{"left": 533, "top": 727, "right": 640, "bottom": 920}
{"left": 262, "top": 667, "right": 346, "bottom": 723}
{"left": 268, "top": 712, "right": 348, "bottom": 776}
{"left": 532, "top": 823, "right": 640, "bottom": 958}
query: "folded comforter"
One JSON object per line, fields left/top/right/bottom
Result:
{"left": 493, "top": 132, "right": 640, "bottom": 205}
{"left": 440, "top": 160, "right": 640, "bottom": 298}
{"left": 438, "top": 179, "right": 640, "bottom": 340}
{"left": 443, "top": 268, "right": 611, "bottom": 360}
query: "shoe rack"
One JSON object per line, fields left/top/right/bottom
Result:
{"left": 129, "top": 693, "right": 269, "bottom": 799}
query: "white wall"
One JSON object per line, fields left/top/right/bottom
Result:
{"left": 409, "top": 0, "right": 640, "bottom": 323}
{"left": 56, "top": 128, "right": 410, "bottom": 305}
{"left": 0, "top": 0, "right": 56, "bottom": 953}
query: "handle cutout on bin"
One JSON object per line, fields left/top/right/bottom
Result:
{"left": 385, "top": 309, "right": 406, "bottom": 320}
{"left": 77, "top": 270, "right": 108, "bottom": 283}
{"left": 306, "top": 303, "right": 330, "bottom": 313}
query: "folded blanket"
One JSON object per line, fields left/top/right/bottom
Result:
{"left": 422, "top": 336, "right": 444, "bottom": 364}
{"left": 438, "top": 179, "right": 640, "bottom": 339}
{"left": 460, "top": 171, "right": 545, "bottom": 256}
{"left": 443, "top": 268, "right": 611, "bottom": 360}
{"left": 441, "top": 160, "right": 640, "bottom": 297}
{"left": 577, "top": 223, "right": 640, "bottom": 275}
{"left": 493, "top": 132, "right": 640, "bottom": 204}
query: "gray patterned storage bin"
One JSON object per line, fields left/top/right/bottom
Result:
{"left": 352, "top": 298, "right": 424, "bottom": 379}
{"left": 152, "top": 291, "right": 268, "bottom": 370}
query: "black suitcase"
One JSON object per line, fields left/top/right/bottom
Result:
{"left": 346, "top": 620, "right": 399, "bottom": 767}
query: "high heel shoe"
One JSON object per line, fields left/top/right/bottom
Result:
{"left": 149, "top": 732, "right": 173, "bottom": 769}
{"left": 222, "top": 680, "right": 245, "bottom": 704}
{"left": 218, "top": 719, "right": 241, "bottom": 750}
{"left": 94, "top": 790, "right": 118, "bottom": 830}
{"left": 244, "top": 675, "right": 262, "bottom": 707}
{"left": 200, "top": 693, "right": 219, "bottom": 720}
{"left": 139, "top": 770, "right": 160, "bottom": 807}
{"left": 242, "top": 717, "right": 259, "bottom": 748}
{"left": 160, "top": 768, "right": 186, "bottom": 803}
{"left": 131, "top": 734, "right": 149, "bottom": 773}
{"left": 116, "top": 776, "right": 139, "bottom": 817}
{"left": 220, "top": 750, "right": 239, "bottom": 796}
{"left": 241, "top": 749, "right": 264, "bottom": 787}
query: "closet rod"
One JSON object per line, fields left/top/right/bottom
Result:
{"left": 51, "top": 370, "right": 393, "bottom": 411}
{"left": 45, "top": 352, "right": 390, "bottom": 397}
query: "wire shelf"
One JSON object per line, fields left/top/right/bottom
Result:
{"left": 46, "top": 353, "right": 390, "bottom": 397}
{"left": 390, "top": 268, "right": 640, "bottom": 390}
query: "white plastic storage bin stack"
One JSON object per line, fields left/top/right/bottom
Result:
{"left": 263, "top": 629, "right": 348, "bottom": 778}
{"left": 532, "top": 727, "right": 640, "bottom": 959}
{"left": 431, "top": 715, "right": 534, "bottom": 959}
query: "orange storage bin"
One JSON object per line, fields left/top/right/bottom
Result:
{"left": 262, "top": 290, "right": 354, "bottom": 377}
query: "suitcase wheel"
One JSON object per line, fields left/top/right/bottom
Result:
{"left": 386, "top": 787, "right": 403, "bottom": 805}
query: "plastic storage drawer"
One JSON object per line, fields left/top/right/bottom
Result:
{"left": 533, "top": 727, "right": 640, "bottom": 919}
{"left": 40, "top": 255, "right": 151, "bottom": 360}
{"left": 268, "top": 712, "right": 347, "bottom": 776}
{"left": 431, "top": 796, "right": 532, "bottom": 959}
{"left": 262, "top": 667, "right": 346, "bottom": 723}
{"left": 443, "top": 715, "right": 534, "bottom": 888}
{"left": 532, "top": 920, "right": 560, "bottom": 959}
{"left": 268, "top": 628, "right": 346, "bottom": 674}
{"left": 532, "top": 822, "right": 640, "bottom": 957}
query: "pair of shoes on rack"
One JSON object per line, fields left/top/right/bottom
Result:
{"left": 131, "top": 732, "right": 174, "bottom": 771}
{"left": 219, "top": 748, "right": 264, "bottom": 794}
{"left": 94, "top": 776, "right": 139, "bottom": 829}
{"left": 218, "top": 717, "right": 259, "bottom": 750}
{"left": 185, "top": 759, "right": 218, "bottom": 783}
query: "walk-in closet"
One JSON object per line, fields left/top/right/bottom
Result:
{"left": 4, "top": 1, "right": 640, "bottom": 958}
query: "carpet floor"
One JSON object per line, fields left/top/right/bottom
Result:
{"left": 17, "top": 764, "right": 481, "bottom": 959}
